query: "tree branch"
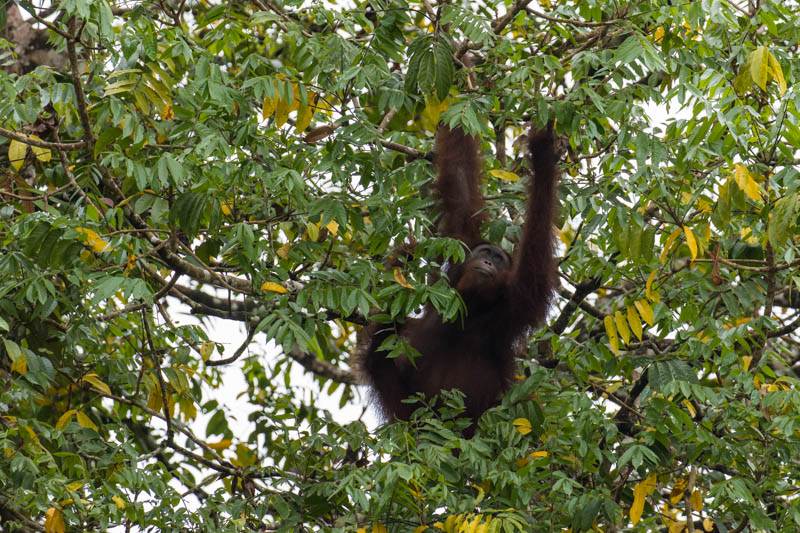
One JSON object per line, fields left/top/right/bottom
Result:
{"left": 0, "top": 126, "right": 87, "bottom": 150}
{"left": 289, "top": 344, "right": 358, "bottom": 385}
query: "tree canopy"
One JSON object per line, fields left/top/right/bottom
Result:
{"left": 2, "top": 0, "right": 800, "bottom": 531}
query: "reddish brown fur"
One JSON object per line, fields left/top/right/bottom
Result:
{"left": 433, "top": 126, "right": 487, "bottom": 246}
{"left": 356, "top": 124, "right": 560, "bottom": 430}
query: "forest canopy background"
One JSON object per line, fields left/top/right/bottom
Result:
{"left": 2, "top": 0, "right": 800, "bottom": 532}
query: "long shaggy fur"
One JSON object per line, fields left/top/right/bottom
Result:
{"left": 356, "top": 123, "right": 560, "bottom": 430}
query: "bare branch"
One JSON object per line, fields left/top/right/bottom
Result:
{"left": 289, "top": 344, "right": 359, "bottom": 385}
{"left": 0, "top": 126, "right": 87, "bottom": 150}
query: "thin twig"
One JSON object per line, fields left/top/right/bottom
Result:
{"left": 526, "top": 7, "right": 618, "bottom": 28}
{"left": 206, "top": 325, "right": 256, "bottom": 366}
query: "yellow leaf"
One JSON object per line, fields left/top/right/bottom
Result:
{"left": 45, "top": 507, "right": 66, "bottom": 533}
{"left": 274, "top": 97, "right": 289, "bottom": 127}
{"left": 488, "top": 169, "right": 520, "bottom": 182}
{"left": 221, "top": 200, "right": 233, "bottom": 216}
{"left": 112, "top": 495, "right": 126, "bottom": 509}
{"left": 630, "top": 484, "right": 646, "bottom": 525}
{"left": 683, "top": 226, "right": 698, "bottom": 261}
{"left": 125, "top": 253, "right": 136, "bottom": 273}
{"left": 276, "top": 242, "right": 291, "bottom": 259}
{"left": 178, "top": 397, "right": 197, "bottom": 421}
{"left": 615, "top": 310, "right": 630, "bottom": 345}
{"left": 306, "top": 221, "right": 319, "bottom": 241}
{"left": 372, "top": 524, "right": 388, "bottom": 533}
{"left": 56, "top": 409, "right": 77, "bottom": 431}
{"left": 147, "top": 387, "right": 163, "bottom": 411}
{"left": 420, "top": 95, "right": 449, "bottom": 131}
{"left": 558, "top": 221, "right": 575, "bottom": 246}
{"left": 465, "top": 514, "right": 482, "bottom": 533}
{"left": 325, "top": 220, "right": 339, "bottom": 235}
{"left": 742, "top": 355, "right": 752, "bottom": 372}
{"left": 733, "top": 163, "right": 748, "bottom": 181}
{"left": 29, "top": 136, "right": 52, "bottom": 163}
{"left": 207, "top": 438, "right": 233, "bottom": 451}
{"left": 703, "top": 518, "right": 714, "bottom": 531}
{"left": 669, "top": 487, "right": 685, "bottom": 505}
{"left": 289, "top": 84, "right": 301, "bottom": 112}
{"left": 733, "top": 164, "right": 761, "bottom": 201}
{"left": 653, "top": 26, "right": 665, "bottom": 43}
{"left": 604, "top": 315, "right": 619, "bottom": 354}
{"left": 767, "top": 50, "right": 787, "bottom": 96}
{"left": 20, "top": 425, "right": 39, "bottom": 443}
{"left": 9, "top": 349, "right": 27, "bottom": 375}
{"left": 76, "top": 411, "right": 98, "bottom": 432}
{"left": 296, "top": 102, "right": 313, "bottom": 133}
{"left": 740, "top": 227, "right": 757, "bottom": 244}
{"left": 634, "top": 299, "right": 654, "bottom": 326}
{"left": 66, "top": 481, "right": 85, "bottom": 491}
{"left": 200, "top": 341, "right": 215, "bottom": 361}
{"left": 408, "top": 481, "right": 423, "bottom": 499}
{"left": 682, "top": 399, "right": 696, "bottom": 418}
{"left": 750, "top": 46, "right": 769, "bottom": 91}
{"left": 641, "top": 473, "right": 657, "bottom": 494}
{"left": 262, "top": 96, "right": 277, "bottom": 120}
{"left": 4, "top": 339, "right": 24, "bottom": 373}
{"left": 631, "top": 473, "right": 657, "bottom": 525}
{"left": 668, "top": 519, "right": 685, "bottom": 533}
{"left": 515, "top": 451, "right": 546, "bottom": 467}
{"left": 9, "top": 138, "right": 28, "bottom": 171}
{"left": 690, "top": 489, "right": 703, "bottom": 511}
{"left": 75, "top": 227, "right": 111, "bottom": 253}
{"left": 81, "top": 374, "right": 111, "bottom": 395}
{"left": 261, "top": 281, "right": 288, "bottom": 294}
{"left": 645, "top": 269, "right": 659, "bottom": 302}
{"left": 393, "top": 268, "right": 414, "bottom": 290}
{"left": 512, "top": 417, "right": 532, "bottom": 435}
{"left": 627, "top": 305, "right": 643, "bottom": 340}
{"left": 660, "top": 228, "right": 683, "bottom": 264}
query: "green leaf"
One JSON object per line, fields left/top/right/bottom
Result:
{"left": 417, "top": 49, "right": 436, "bottom": 95}
{"left": 614, "top": 35, "right": 643, "bottom": 64}
{"left": 648, "top": 360, "right": 699, "bottom": 391}
{"left": 169, "top": 192, "right": 207, "bottom": 237}
{"left": 94, "top": 127, "right": 122, "bottom": 159}
{"left": 433, "top": 36, "right": 455, "bottom": 100}
{"left": 768, "top": 192, "right": 800, "bottom": 247}
{"left": 576, "top": 498, "right": 602, "bottom": 532}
